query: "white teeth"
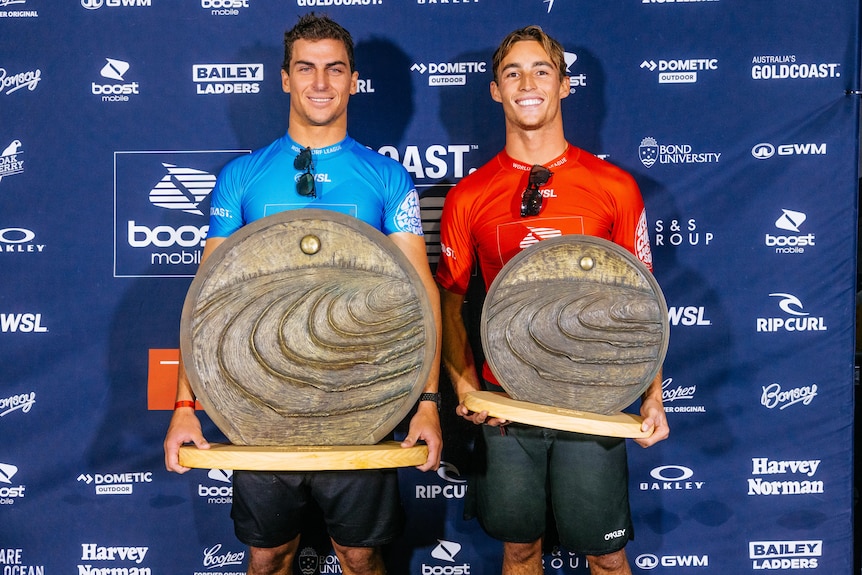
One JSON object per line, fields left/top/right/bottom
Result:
{"left": 518, "top": 98, "right": 542, "bottom": 106}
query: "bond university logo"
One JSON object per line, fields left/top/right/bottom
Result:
{"left": 298, "top": 548, "right": 319, "bottom": 575}
{"left": 639, "top": 138, "right": 658, "bottom": 168}
{"left": 0, "top": 139, "right": 23, "bottom": 184}
{"left": 149, "top": 163, "right": 216, "bottom": 216}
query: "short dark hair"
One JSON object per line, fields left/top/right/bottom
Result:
{"left": 282, "top": 12, "right": 355, "bottom": 72}
{"left": 491, "top": 25, "right": 566, "bottom": 84}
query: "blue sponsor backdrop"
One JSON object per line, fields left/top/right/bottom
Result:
{"left": 0, "top": 1, "right": 858, "bottom": 574}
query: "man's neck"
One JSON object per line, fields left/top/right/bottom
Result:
{"left": 504, "top": 122, "right": 568, "bottom": 166}
{"left": 288, "top": 121, "right": 348, "bottom": 150}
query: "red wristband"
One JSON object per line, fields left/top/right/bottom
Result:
{"left": 174, "top": 400, "right": 196, "bottom": 410}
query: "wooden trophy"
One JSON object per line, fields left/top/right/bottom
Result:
{"left": 464, "top": 235, "right": 669, "bottom": 438}
{"left": 177, "top": 209, "right": 435, "bottom": 470}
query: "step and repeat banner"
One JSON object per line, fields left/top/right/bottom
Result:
{"left": 1, "top": 1, "right": 859, "bottom": 574}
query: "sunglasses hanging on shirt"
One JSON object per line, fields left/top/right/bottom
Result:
{"left": 520, "top": 164, "right": 552, "bottom": 217}
{"left": 294, "top": 147, "right": 316, "bottom": 198}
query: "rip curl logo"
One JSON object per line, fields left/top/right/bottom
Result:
{"left": 0, "top": 67, "right": 41, "bottom": 95}
{"left": 395, "top": 189, "right": 424, "bottom": 235}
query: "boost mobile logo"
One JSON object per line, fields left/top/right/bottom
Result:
{"left": 92, "top": 58, "right": 139, "bottom": 101}
{"left": 148, "top": 163, "right": 216, "bottom": 216}
{"left": 767, "top": 209, "right": 814, "bottom": 254}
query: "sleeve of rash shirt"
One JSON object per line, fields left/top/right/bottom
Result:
{"left": 435, "top": 185, "right": 474, "bottom": 295}
{"left": 382, "top": 164, "right": 425, "bottom": 237}
{"left": 610, "top": 171, "right": 653, "bottom": 272}
{"left": 206, "top": 161, "right": 245, "bottom": 239}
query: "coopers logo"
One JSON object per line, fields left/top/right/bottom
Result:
{"left": 749, "top": 540, "right": 821, "bottom": 569}
{"left": 752, "top": 55, "right": 840, "bottom": 80}
{"left": 662, "top": 377, "right": 705, "bottom": 413}
{"left": 0, "top": 0, "right": 39, "bottom": 18}
{"left": 640, "top": 58, "right": 717, "bottom": 83}
{"left": 114, "top": 150, "right": 247, "bottom": 278}
{"left": 202, "top": 544, "right": 245, "bottom": 570}
{"left": 756, "top": 293, "right": 826, "bottom": 333}
{"left": 411, "top": 61, "right": 486, "bottom": 87}
{"left": 193, "top": 63, "right": 262, "bottom": 94}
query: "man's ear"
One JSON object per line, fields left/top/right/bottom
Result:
{"left": 490, "top": 81, "right": 502, "bottom": 103}
{"left": 281, "top": 69, "right": 290, "bottom": 94}
{"left": 559, "top": 76, "right": 570, "bottom": 100}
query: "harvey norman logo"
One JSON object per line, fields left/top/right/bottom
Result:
{"left": 411, "top": 60, "right": 486, "bottom": 87}
{"left": 193, "top": 63, "right": 262, "bottom": 94}
{"left": 640, "top": 58, "right": 717, "bottom": 83}
{"left": 749, "top": 541, "right": 821, "bottom": 570}
{"left": 748, "top": 458, "right": 822, "bottom": 496}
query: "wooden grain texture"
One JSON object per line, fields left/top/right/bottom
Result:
{"left": 178, "top": 442, "right": 429, "bottom": 470}
{"left": 180, "top": 210, "right": 436, "bottom": 446}
{"left": 481, "top": 235, "right": 669, "bottom": 415}
{"left": 463, "top": 391, "right": 652, "bottom": 438}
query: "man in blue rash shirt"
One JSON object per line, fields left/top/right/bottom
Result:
{"left": 163, "top": 13, "right": 442, "bottom": 575}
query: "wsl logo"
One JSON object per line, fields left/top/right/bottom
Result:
{"left": 766, "top": 209, "right": 814, "bottom": 254}
{"left": 756, "top": 293, "right": 826, "bottom": 333}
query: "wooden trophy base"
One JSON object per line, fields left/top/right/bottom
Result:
{"left": 178, "top": 441, "right": 429, "bottom": 471}
{"left": 463, "top": 391, "right": 653, "bottom": 439}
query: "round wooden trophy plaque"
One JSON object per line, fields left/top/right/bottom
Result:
{"left": 179, "top": 209, "right": 436, "bottom": 454}
{"left": 478, "top": 235, "right": 669, "bottom": 430}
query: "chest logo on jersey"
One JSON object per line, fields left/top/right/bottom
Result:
{"left": 294, "top": 172, "right": 332, "bottom": 183}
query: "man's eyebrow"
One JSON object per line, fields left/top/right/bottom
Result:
{"left": 293, "top": 59, "right": 349, "bottom": 69}
{"left": 501, "top": 60, "right": 554, "bottom": 72}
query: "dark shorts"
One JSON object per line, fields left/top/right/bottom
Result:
{"left": 468, "top": 422, "right": 633, "bottom": 556}
{"left": 231, "top": 469, "right": 404, "bottom": 548}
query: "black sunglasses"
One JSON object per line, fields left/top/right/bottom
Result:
{"left": 294, "top": 147, "right": 316, "bottom": 198}
{"left": 520, "top": 164, "right": 552, "bottom": 217}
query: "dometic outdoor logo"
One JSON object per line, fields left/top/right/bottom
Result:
{"left": 749, "top": 540, "right": 821, "bottom": 569}
{"left": 0, "top": 139, "right": 24, "bottom": 184}
{"left": 411, "top": 60, "right": 486, "bottom": 87}
{"left": 654, "top": 218, "right": 713, "bottom": 247}
{"left": 193, "top": 63, "right": 262, "bottom": 94}
{"left": 416, "top": 462, "right": 467, "bottom": 499}
{"left": 640, "top": 57, "right": 717, "bottom": 83}
{"left": 638, "top": 137, "right": 720, "bottom": 168}
{"left": 765, "top": 209, "right": 815, "bottom": 254}
{"left": 0, "top": 463, "right": 26, "bottom": 505}
{"left": 77, "top": 471, "right": 153, "bottom": 495}
{"left": 81, "top": 0, "right": 152, "bottom": 8}
{"left": 0, "top": 67, "right": 41, "bottom": 95}
{"left": 756, "top": 293, "right": 826, "bottom": 333}
{"left": 92, "top": 58, "right": 139, "bottom": 102}
{"left": 752, "top": 55, "right": 840, "bottom": 80}
{"left": 748, "top": 458, "right": 823, "bottom": 496}
{"left": 640, "top": 465, "right": 705, "bottom": 491}
{"left": 114, "top": 150, "right": 247, "bottom": 278}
